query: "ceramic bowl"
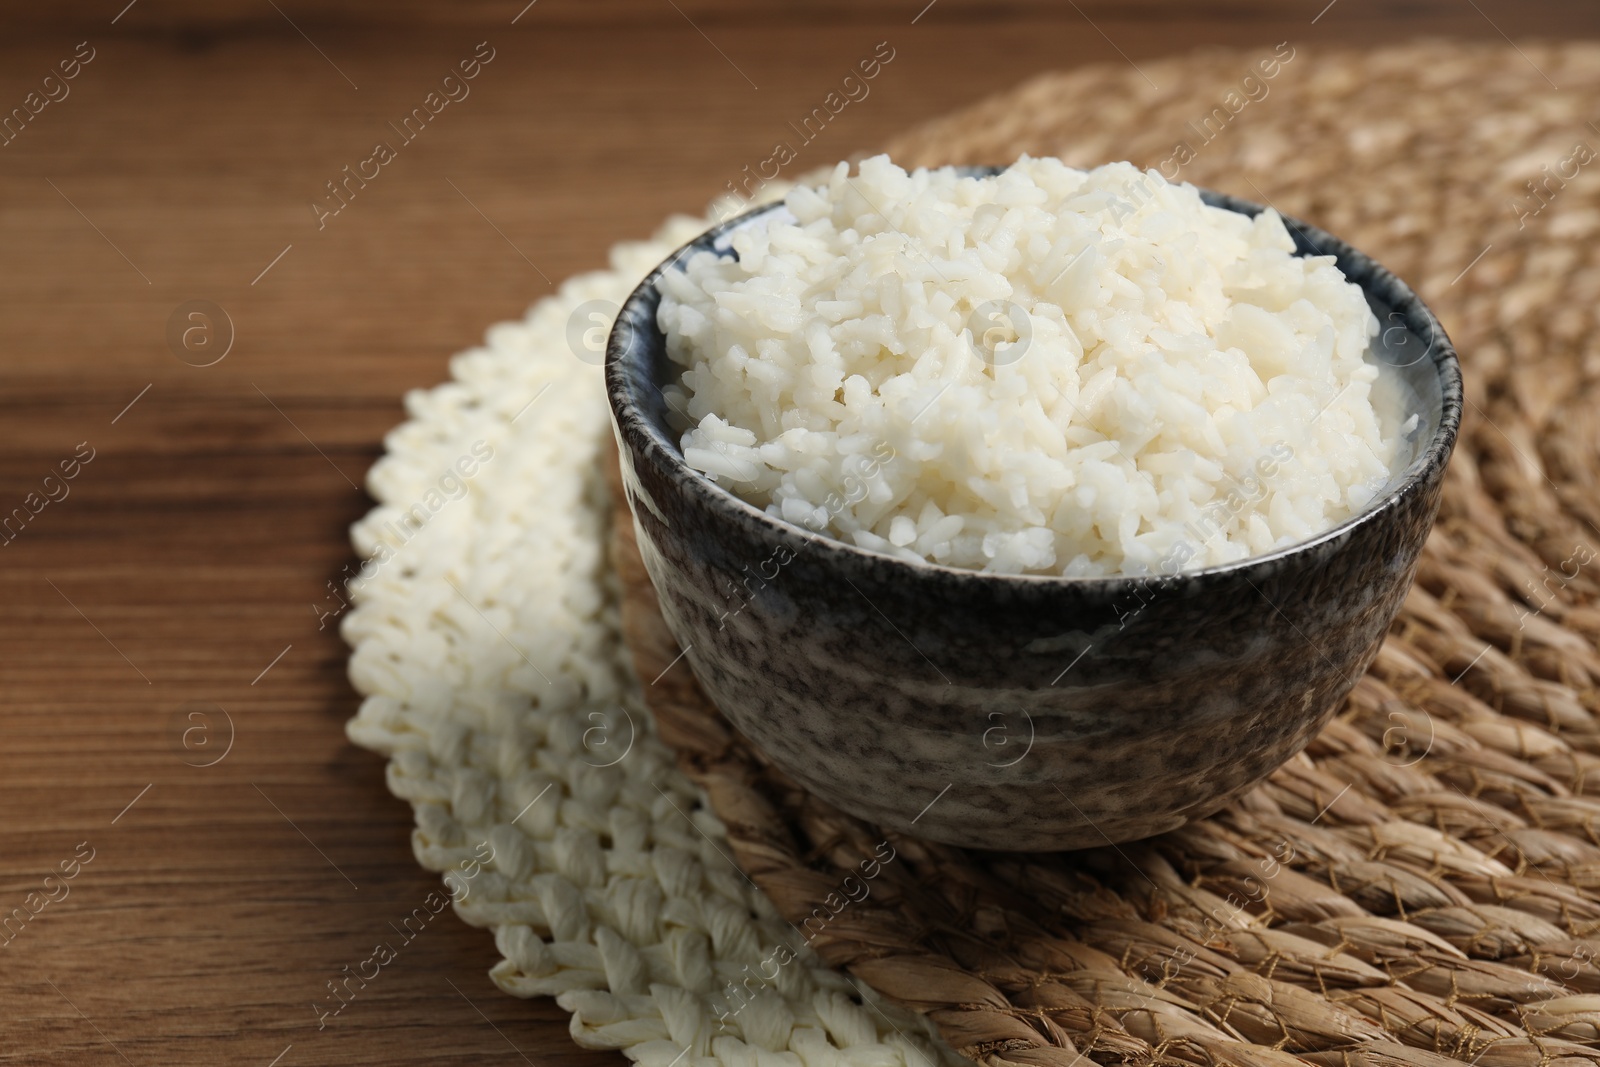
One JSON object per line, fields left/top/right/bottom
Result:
{"left": 606, "top": 180, "right": 1462, "bottom": 851}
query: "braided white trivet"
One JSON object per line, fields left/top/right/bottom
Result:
{"left": 342, "top": 205, "right": 958, "bottom": 1067}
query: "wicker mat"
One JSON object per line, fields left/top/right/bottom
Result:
{"left": 612, "top": 41, "right": 1600, "bottom": 1067}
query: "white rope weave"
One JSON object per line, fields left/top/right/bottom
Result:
{"left": 341, "top": 206, "right": 959, "bottom": 1067}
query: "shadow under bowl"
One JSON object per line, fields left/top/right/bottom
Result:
{"left": 606, "top": 177, "right": 1462, "bottom": 851}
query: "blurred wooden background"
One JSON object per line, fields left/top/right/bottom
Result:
{"left": 2, "top": 2, "right": 1597, "bottom": 1064}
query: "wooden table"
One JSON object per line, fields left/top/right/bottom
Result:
{"left": 3, "top": 3, "right": 1595, "bottom": 1063}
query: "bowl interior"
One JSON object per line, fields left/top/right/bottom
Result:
{"left": 609, "top": 174, "right": 1460, "bottom": 584}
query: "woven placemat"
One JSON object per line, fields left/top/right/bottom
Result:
{"left": 344, "top": 205, "right": 960, "bottom": 1067}
{"left": 614, "top": 42, "right": 1600, "bottom": 1067}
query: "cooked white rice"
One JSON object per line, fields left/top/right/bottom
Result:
{"left": 657, "top": 155, "right": 1407, "bottom": 577}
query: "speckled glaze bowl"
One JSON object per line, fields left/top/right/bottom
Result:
{"left": 606, "top": 181, "right": 1462, "bottom": 851}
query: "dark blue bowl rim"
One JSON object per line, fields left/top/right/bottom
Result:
{"left": 606, "top": 168, "right": 1464, "bottom": 591}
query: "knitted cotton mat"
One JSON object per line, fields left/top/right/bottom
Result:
{"left": 346, "top": 40, "right": 1600, "bottom": 1067}
{"left": 611, "top": 41, "right": 1600, "bottom": 1067}
{"left": 343, "top": 204, "right": 958, "bottom": 1067}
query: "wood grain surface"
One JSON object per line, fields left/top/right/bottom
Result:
{"left": 1, "top": 5, "right": 1596, "bottom": 1065}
